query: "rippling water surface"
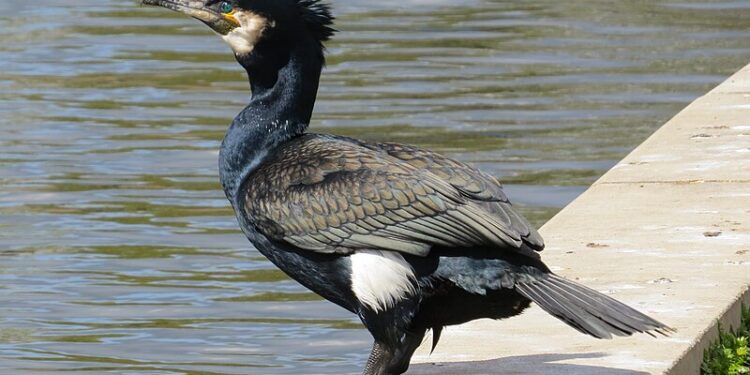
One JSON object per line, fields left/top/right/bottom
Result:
{"left": 1, "top": 0, "right": 749, "bottom": 373}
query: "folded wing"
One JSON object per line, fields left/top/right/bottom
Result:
{"left": 243, "top": 135, "right": 543, "bottom": 256}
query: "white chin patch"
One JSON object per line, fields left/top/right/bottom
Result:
{"left": 350, "top": 250, "right": 417, "bottom": 313}
{"left": 221, "top": 11, "right": 269, "bottom": 55}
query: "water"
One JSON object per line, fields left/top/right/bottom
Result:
{"left": 0, "top": 0, "right": 748, "bottom": 373}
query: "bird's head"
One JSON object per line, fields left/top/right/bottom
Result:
{"left": 142, "top": 0, "right": 335, "bottom": 69}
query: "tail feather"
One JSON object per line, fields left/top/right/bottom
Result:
{"left": 544, "top": 276, "right": 665, "bottom": 336}
{"left": 517, "top": 280, "right": 613, "bottom": 338}
{"left": 516, "top": 273, "right": 671, "bottom": 339}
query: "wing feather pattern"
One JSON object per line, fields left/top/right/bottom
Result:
{"left": 243, "top": 134, "right": 544, "bottom": 256}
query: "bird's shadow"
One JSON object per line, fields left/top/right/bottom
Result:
{"left": 407, "top": 352, "right": 649, "bottom": 375}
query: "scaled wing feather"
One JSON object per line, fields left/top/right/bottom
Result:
{"left": 243, "top": 135, "right": 544, "bottom": 256}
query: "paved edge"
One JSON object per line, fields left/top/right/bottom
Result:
{"left": 670, "top": 289, "right": 750, "bottom": 375}
{"left": 408, "top": 63, "right": 750, "bottom": 374}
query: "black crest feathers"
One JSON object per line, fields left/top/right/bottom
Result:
{"left": 295, "top": 0, "right": 336, "bottom": 42}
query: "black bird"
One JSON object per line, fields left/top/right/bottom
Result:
{"left": 141, "top": 1, "right": 671, "bottom": 374}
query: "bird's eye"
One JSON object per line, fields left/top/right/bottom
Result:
{"left": 219, "top": 2, "right": 233, "bottom": 13}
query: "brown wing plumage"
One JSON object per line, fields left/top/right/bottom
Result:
{"left": 374, "top": 142, "right": 544, "bottom": 250}
{"left": 243, "top": 134, "right": 543, "bottom": 256}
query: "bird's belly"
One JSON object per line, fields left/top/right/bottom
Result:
{"left": 248, "top": 232, "right": 358, "bottom": 313}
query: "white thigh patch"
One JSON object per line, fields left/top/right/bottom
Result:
{"left": 350, "top": 250, "right": 417, "bottom": 313}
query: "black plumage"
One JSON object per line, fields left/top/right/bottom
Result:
{"left": 141, "top": 1, "right": 671, "bottom": 374}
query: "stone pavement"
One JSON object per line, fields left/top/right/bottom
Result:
{"left": 409, "top": 62, "right": 750, "bottom": 374}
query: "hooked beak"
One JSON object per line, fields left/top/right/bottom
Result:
{"left": 142, "top": 0, "right": 240, "bottom": 35}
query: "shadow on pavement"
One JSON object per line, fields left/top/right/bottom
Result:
{"left": 407, "top": 352, "right": 649, "bottom": 374}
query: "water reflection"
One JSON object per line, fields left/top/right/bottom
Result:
{"left": 1, "top": 0, "right": 748, "bottom": 373}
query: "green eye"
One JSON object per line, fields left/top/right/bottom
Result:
{"left": 219, "top": 2, "right": 233, "bottom": 13}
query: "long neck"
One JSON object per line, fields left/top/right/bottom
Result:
{"left": 219, "top": 42, "right": 323, "bottom": 201}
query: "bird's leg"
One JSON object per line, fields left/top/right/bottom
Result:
{"left": 362, "top": 329, "right": 427, "bottom": 375}
{"left": 388, "top": 328, "right": 426, "bottom": 374}
{"left": 362, "top": 340, "right": 395, "bottom": 375}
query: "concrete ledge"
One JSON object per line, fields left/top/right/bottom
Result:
{"left": 409, "top": 62, "right": 750, "bottom": 374}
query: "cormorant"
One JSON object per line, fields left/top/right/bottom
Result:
{"left": 141, "top": 1, "right": 671, "bottom": 374}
